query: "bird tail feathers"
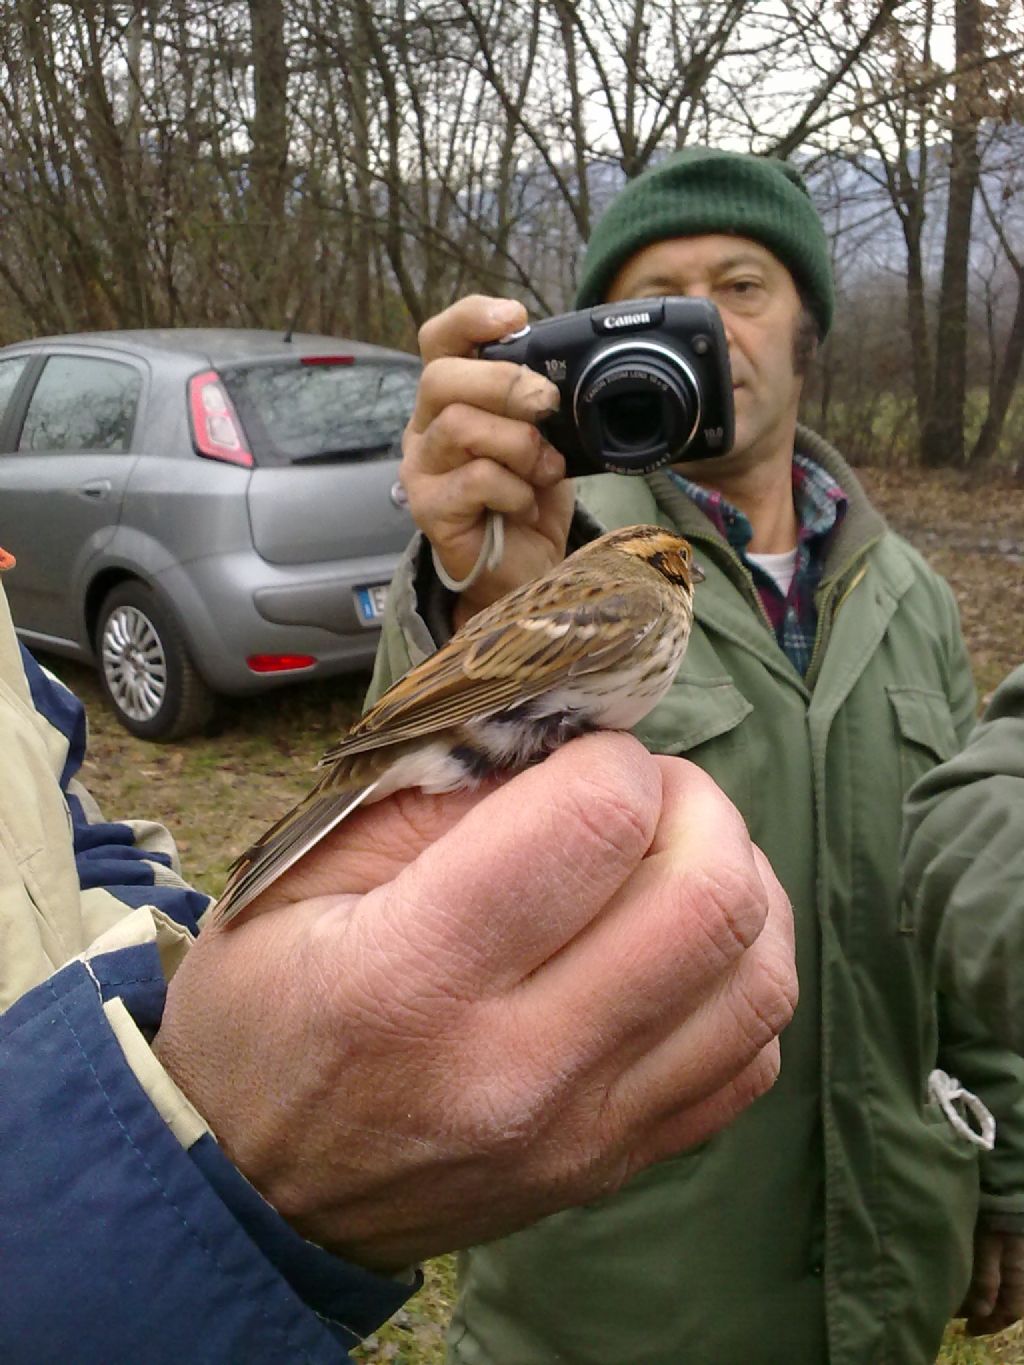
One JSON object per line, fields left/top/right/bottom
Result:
{"left": 206, "top": 779, "right": 380, "bottom": 929}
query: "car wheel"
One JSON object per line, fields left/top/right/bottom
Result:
{"left": 96, "top": 582, "right": 215, "bottom": 740}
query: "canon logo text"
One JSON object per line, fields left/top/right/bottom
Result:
{"left": 603, "top": 312, "right": 651, "bottom": 329}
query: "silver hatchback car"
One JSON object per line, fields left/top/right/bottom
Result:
{"left": 0, "top": 329, "right": 419, "bottom": 738}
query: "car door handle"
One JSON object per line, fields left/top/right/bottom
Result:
{"left": 80, "top": 479, "right": 113, "bottom": 500}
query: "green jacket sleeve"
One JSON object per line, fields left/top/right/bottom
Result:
{"left": 922, "top": 597, "right": 1024, "bottom": 1226}
{"left": 905, "top": 662, "right": 1024, "bottom": 1056}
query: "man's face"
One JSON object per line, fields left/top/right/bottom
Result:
{"left": 605, "top": 234, "right": 810, "bottom": 476}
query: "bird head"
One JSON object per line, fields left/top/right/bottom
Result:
{"left": 592, "top": 524, "right": 704, "bottom": 594}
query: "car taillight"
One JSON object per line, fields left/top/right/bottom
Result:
{"left": 299, "top": 355, "right": 355, "bottom": 366}
{"left": 189, "top": 370, "right": 254, "bottom": 467}
{"left": 246, "top": 654, "right": 317, "bottom": 673}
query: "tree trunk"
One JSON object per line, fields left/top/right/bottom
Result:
{"left": 971, "top": 270, "right": 1024, "bottom": 462}
{"left": 348, "top": 4, "right": 376, "bottom": 340}
{"left": 920, "top": 0, "right": 982, "bottom": 467}
{"left": 248, "top": 0, "right": 289, "bottom": 321}
{"left": 905, "top": 229, "right": 932, "bottom": 430}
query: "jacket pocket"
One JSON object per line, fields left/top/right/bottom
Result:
{"left": 887, "top": 684, "right": 959, "bottom": 781}
{"left": 888, "top": 685, "right": 960, "bottom": 934}
{"left": 633, "top": 676, "right": 754, "bottom": 812}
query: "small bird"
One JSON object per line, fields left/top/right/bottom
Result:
{"left": 209, "top": 524, "right": 703, "bottom": 927}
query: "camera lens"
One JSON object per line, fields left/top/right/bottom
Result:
{"left": 575, "top": 344, "right": 701, "bottom": 474}
{"left": 598, "top": 391, "right": 665, "bottom": 450}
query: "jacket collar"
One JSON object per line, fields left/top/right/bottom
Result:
{"left": 645, "top": 424, "right": 886, "bottom": 585}
{"left": 792, "top": 426, "right": 887, "bottom": 584}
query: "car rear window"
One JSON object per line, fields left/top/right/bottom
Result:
{"left": 221, "top": 359, "right": 420, "bottom": 466}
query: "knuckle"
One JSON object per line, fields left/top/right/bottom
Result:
{"left": 422, "top": 405, "right": 483, "bottom": 474}
{"left": 736, "top": 1041, "right": 782, "bottom": 1104}
{"left": 684, "top": 862, "right": 769, "bottom": 969}
{"left": 519, "top": 418, "right": 546, "bottom": 461}
{"left": 416, "top": 358, "right": 461, "bottom": 419}
{"left": 707, "top": 956, "right": 797, "bottom": 1073}
{"left": 738, "top": 948, "right": 799, "bottom": 1044}
{"left": 417, "top": 315, "right": 441, "bottom": 360}
{"left": 502, "top": 424, "right": 547, "bottom": 482}
{"left": 560, "top": 761, "right": 657, "bottom": 868}
{"left": 751, "top": 932, "right": 800, "bottom": 1026}
{"left": 460, "top": 292, "right": 493, "bottom": 318}
{"left": 431, "top": 401, "right": 466, "bottom": 445}
{"left": 400, "top": 468, "right": 442, "bottom": 532}
{"left": 398, "top": 433, "right": 424, "bottom": 483}
{"left": 455, "top": 455, "right": 503, "bottom": 500}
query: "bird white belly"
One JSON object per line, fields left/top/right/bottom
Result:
{"left": 375, "top": 741, "right": 481, "bottom": 799}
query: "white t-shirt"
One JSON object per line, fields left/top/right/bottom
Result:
{"left": 747, "top": 547, "right": 799, "bottom": 596}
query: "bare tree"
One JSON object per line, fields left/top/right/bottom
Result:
{"left": 920, "top": 0, "right": 983, "bottom": 465}
{"left": 969, "top": 133, "right": 1024, "bottom": 463}
{"left": 0, "top": 0, "right": 1020, "bottom": 476}
{"left": 821, "top": 0, "right": 1024, "bottom": 464}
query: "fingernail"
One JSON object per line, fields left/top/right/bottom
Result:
{"left": 533, "top": 384, "right": 561, "bottom": 420}
{"left": 538, "top": 446, "right": 565, "bottom": 483}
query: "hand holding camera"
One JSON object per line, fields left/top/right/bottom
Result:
{"left": 400, "top": 295, "right": 576, "bottom": 623}
{"left": 399, "top": 294, "right": 733, "bottom": 623}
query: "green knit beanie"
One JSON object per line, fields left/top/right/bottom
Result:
{"left": 575, "top": 147, "right": 834, "bottom": 338}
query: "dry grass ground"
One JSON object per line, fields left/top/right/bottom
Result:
{"left": 860, "top": 466, "right": 1024, "bottom": 706}
{"left": 41, "top": 464, "right": 1024, "bottom": 1365}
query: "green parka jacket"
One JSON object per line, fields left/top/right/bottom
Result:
{"left": 368, "top": 429, "right": 1024, "bottom": 1365}
{"left": 904, "top": 661, "right": 1024, "bottom": 1056}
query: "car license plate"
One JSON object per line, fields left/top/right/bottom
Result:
{"left": 355, "top": 583, "right": 390, "bottom": 625}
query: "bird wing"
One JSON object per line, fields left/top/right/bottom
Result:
{"left": 320, "top": 575, "right": 666, "bottom": 764}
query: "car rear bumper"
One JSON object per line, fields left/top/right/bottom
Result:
{"left": 252, "top": 575, "right": 380, "bottom": 634}
{"left": 155, "top": 549, "right": 402, "bottom": 695}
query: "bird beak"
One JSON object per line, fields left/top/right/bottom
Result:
{"left": 691, "top": 560, "right": 706, "bottom": 584}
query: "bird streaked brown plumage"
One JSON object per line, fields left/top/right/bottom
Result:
{"left": 209, "top": 525, "right": 703, "bottom": 927}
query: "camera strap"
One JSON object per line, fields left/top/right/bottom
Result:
{"left": 431, "top": 510, "right": 505, "bottom": 593}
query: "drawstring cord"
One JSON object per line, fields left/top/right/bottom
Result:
{"left": 928, "top": 1069, "right": 996, "bottom": 1151}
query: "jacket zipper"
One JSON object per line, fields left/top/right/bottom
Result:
{"left": 688, "top": 532, "right": 776, "bottom": 633}
{"left": 805, "top": 554, "right": 876, "bottom": 690}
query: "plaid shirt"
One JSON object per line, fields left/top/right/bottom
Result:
{"left": 667, "top": 453, "right": 848, "bottom": 675}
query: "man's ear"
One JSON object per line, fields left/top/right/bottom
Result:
{"left": 792, "top": 304, "right": 820, "bottom": 378}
